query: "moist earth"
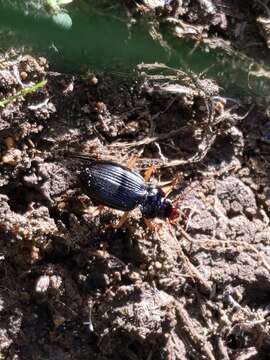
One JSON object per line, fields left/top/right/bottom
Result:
{"left": 0, "top": 1, "right": 270, "bottom": 360}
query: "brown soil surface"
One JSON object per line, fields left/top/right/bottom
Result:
{"left": 1, "top": 2, "right": 270, "bottom": 360}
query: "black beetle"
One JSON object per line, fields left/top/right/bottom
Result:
{"left": 77, "top": 156, "right": 179, "bottom": 222}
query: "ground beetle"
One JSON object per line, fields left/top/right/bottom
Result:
{"left": 68, "top": 153, "right": 180, "bottom": 225}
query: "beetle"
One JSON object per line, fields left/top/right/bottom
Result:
{"left": 67, "top": 153, "right": 180, "bottom": 228}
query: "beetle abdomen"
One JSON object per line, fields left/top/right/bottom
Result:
{"left": 81, "top": 162, "right": 147, "bottom": 211}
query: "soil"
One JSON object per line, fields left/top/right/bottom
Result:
{"left": 0, "top": 1, "right": 270, "bottom": 360}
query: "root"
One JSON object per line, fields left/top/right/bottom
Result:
{"left": 175, "top": 302, "right": 216, "bottom": 360}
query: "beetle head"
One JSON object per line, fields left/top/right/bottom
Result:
{"left": 159, "top": 198, "right": 180, "bottom": 220}
{"left": 168, "top": 206, "right": 180, "bottom": 220}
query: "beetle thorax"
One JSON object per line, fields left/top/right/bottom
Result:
{"left": 140, "top": 186, "right": 172, "bottom": 219}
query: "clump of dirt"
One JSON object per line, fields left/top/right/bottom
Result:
{"left": 0, "top": 2, "right": 270, "bottom": 359}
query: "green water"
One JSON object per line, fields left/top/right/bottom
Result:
{"left": 0, "top": 3, "right": 268, "bottom": 98}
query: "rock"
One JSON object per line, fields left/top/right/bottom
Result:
{"left": 2, "top": 148, "right": 22, "bottom": 166}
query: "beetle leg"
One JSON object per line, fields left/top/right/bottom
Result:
{"left": 143, "top": 164, "right": 156, "bottom": 182}
{"left": 166, "top": 217, "right": 178, "bottom": 225}
{"left": 161, "top": 184, "right": 173, "bottom": 198}
{"left": 144, "top": 218, "right": 162, "bottom": 232}
{"left": 115, "top": 211, "right": 129, "bottom": 228}
{"left": 127, "top": 154, "right": 139, "bottom": 170}
{"left": 88, "top": 205, "right": 104, "bottom": 218}
{"left": 106, "top": 211, "right": 129, "bottom": 229}
{"left": 161, "top": 175, "right": 180, "bottom": 198}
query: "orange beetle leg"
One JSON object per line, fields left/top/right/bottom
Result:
{"left": 144, "top": 218, "right": 162, "bottom": 232}
{"left": 127, "top": 154, "right": 139, "bottom": 170}
{"left": 88, "top": 205, "right": 104, "bottom": 218}
{"left": 161, "top": 175, "right": 181, "bottom": 198}
{"left": 144, "top": 164, "right": 156, "bottom": 182}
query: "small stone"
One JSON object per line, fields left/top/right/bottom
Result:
{"left": 50, "top": 275, "right": 63, "bottom": 290}
{"left": 36, "top": 275, "right": 50, "bottom": 293}
{"left": 57, "top": 201, "right": 66, "bottom": 210}
{"left": 163, "top": 263, "right": 172, "bottom": 271}
{"left": 20, "top": 71, "right": 28, "bottom": 81}
{"left": 2, "top": 149, "right": 22, "bottom": 166}
{"left": 38, "top": 57, "right": 47, "bottom": 66}
{"left": 94, "top": 250, "right": 107, "bottom": 258}
{"left": 31, "top": 246, "right": 40, "bottom": 263}
{"left": 129, "top": 271, "right": 141, "bottom": 282}
{"left": 95, "top": 101, "right": 106, "bottom": 112}
{"left": 4, "top": 136, "right": 14, "bottom": 150}
{"left": 88, "top": 75, "right": 98, "bottom": 85}
{"left": 143, "top": 0, "right": 166, "bottom": 9}
{"left": 154, "top": 261, "right": 162, "bottom": 270}
{"left": 250, "top": 183, "right": 259, "bottom": 191}
{"left": 245, "top": 207, "right": 257, "bottom": 216}
{"left": 0, "top": 328, "right": 12, "bottom": 350}
{"left": 113, "top": 271, "right": 122, "bottom": 282}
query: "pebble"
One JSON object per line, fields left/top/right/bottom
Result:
{"left": 20, "top": 71, "right": 28, "bottom": 81}
{"left": 2, "top": 149, "right": 22, "bottom": 166}
{"left": 4, "top": 136, "right": 14, "bottom": 150}
{"left": 38, "top": 57, "right": 47, "bottom": 67}
{"left": 88, "top": 75, "right": 98, "bottom": 86}
{"left": 35, "top": 275, "right": 50, "bottom": 293}
{"left": 154, "top": 261, "right": 162, "bottom": 270}
{"left": 129, "top": 271, "right": 141, "bottom": 282}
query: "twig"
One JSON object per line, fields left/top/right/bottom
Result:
{"left": 154, "top": 142, "right": 167, "bottom": 161}
{"left": 175, "top": 302, "right": 216, "bottom": 360}
{"left": 235, "top": 348, "right": 258, "bottom": 360}
{"left": 157, "top": 131, "right": 216, "bottom": 168}
{"left": 178, "top": 226, "right": 270, "bottom": 273}
{"left": 147, "top": 95, "right": 178, "bottom": 138}
{"left": 217, "top": 337, "right": 230, "bottom": 360}
{"left": 135, "top": 63, "right": 217, "bottom": 168}
{"left": 111, "top": 126, "right": 187, "bottom": 148}
{"left": 168, "top": 227, "right": 212, "bottom": 295}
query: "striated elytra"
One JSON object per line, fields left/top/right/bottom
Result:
{"left": 80, "top": 159, "right": 179, "bottom": 220}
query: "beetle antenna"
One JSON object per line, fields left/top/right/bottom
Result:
{"left": 172, "top": 196, "right": 180, "bottom": 206}
{"left": 56, "top": 150, "right": 97, "bottom": 162}
{"left": 161, "top": 174, "right": 182, "bottom": 199}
